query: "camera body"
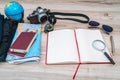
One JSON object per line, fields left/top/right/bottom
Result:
{"left": 27, "top": 7, "right": 57, "bottom": 33}
{"left": 27, "top": 7, "right": 49, "bottom": 24}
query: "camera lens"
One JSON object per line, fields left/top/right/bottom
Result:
{"left": 38, "top": 13, "right": 47, "bottom": 23}
{"left": 40, "top": 16, "right": 47, "bottom": 23}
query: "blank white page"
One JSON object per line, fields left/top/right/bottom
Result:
{"left": 75, "top": 29, "right": 110, "bottom": 63}
{"left": 47, "top": 29, "right": 79, "bottom": 64}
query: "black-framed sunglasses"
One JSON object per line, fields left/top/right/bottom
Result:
{"left": 88, "top": 21, "right": 113, "bottom": 35}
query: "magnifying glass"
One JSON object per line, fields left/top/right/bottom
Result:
{"left": 92, "top": 40, "right": 115, "bottom": 65}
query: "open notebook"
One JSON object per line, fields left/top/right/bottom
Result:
{"left": 46, "top": 29, "right": 111, "bottom": 64}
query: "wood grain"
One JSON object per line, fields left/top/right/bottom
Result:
{"left": 0, "top": 0, "right": 120, "bottom": 80}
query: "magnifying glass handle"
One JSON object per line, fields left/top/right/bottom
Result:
{"left": 104, "top": 52, "right": 115, "bottom": 65}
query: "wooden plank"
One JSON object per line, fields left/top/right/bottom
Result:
{"left": 0, "top": 0, "right": 120, "bottom": 80}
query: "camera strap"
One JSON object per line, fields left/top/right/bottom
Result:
{"left": 49, "top": 12, "right": 90, "bottom": 23}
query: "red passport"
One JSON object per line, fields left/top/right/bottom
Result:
{"left": 10, "top": 32, "right": 36, "bottom": 53}
{"left": 8, "top": 51, "right": 26, "bottom": 57}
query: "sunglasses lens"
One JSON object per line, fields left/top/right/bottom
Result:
{"left": 102, "top": 25, "right": 113, "bottom": 33}
{"left": 88, "top": 21, "right": 100, "bottom": 27}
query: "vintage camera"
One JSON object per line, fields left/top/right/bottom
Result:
{"left": 27, "top": 7, "right": 57, "bottom": 33}
{"left": 27, "top": 7, "right": 49, "bottom": 24}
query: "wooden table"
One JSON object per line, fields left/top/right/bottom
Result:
{"left": 0, "top": 0, "right": 120, "bottom": 80}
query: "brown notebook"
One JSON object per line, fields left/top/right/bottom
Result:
{"left": 10, "top": 32, "right": 36, "bottom": 53}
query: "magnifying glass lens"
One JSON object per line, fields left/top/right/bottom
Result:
{"left": 93, "top": 40, "right": 105, "bottom": 51}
